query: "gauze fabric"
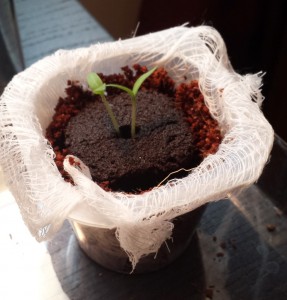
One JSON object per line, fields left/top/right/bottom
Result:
{"left": 0, "top": 26, "right": 274, "bottom": 268}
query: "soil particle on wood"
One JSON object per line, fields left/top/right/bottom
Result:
{"left": 205, "top": 287, "right": 214, "bottom": 299}
{"left": 216, "top": 252, "right": 224, "bottom": 257}
{"left": 266, "top": 224, "right": 276, "bottom": 232}
{"left": 219, "top": 241, "right": 227, "bottom": 250}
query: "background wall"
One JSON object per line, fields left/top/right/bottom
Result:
{"left": 137, "top": 0, "right": 287, "bottom": 140}
{"left": 80, "top": 0, "right": 142, "bottom": 39}
{"left": 81, "top": 0, "right": 287, "bottom": 140}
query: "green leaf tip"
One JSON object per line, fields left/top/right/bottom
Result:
{"left": 87, "top": 72, "right": 120, "bottom": 135}
{"left": 87, "top": 72, "right": 105, "bottom": 95}
{"left": 133, "top": 66, "right": 157, "bottom": 96}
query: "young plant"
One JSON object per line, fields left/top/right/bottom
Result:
{"left": 87, "top": 66, "right": 157, "bottom": 138}
{"left": 87, "top": 72, "right": 120, "bottom": 135}
{"left": 107, "top": 66, "right": 157, "bottom": 138}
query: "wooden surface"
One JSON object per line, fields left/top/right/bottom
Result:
{"left": 0, "top": 0, "right": 24, "bottom": 94}
{"left": 47, "top": 178, "right": 287, "bottom": 300}
{"left": 14, "top": 0, "right": 112, "bottom": 67}
{"left": 0, "top": 0, "right": 24, "bottom": 73}
{"left": 1, "top": 1, "right": 287, "bottom": 299}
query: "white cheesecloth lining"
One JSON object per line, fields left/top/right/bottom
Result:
{"left": 0, "top": 26, "right": 274, "bottom": 268}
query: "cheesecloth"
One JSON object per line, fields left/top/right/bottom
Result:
{"left": 0, "top": 26, "right": 274, "bottom": 268}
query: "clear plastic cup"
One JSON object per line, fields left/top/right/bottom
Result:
{"left": 70, "top": 205, "right": 206, "bottom": 274}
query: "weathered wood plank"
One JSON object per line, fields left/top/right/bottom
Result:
{"left": 14, "top": 0, "right": 112, "bottom": 67}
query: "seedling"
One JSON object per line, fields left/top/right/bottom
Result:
{"left": 87, "top": 72, "right": 120, "bottom": 135}
{"left": 87, "top": 66, "right": 157, "bottom": 138}
{"left": 107, "top": 66, "right": 157, "bottom": 138}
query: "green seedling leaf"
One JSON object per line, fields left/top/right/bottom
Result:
{"left": 87, "top": 72, "right": 105, "bottom": 95}
{"left": 106, "top": 66, "right": 157, "bottom": 138}
{"left": 93, "top": 83, "right": 106, "bottom": 94}
{"left": 87, "top": 72, "right": 120, "bottom": 135}
{"left": 87, "top": 67, "right": 157, "bottom": 138}
{"left": 106, "top": 84, "right": 134, "bottom": 98}
{"left": 132, "top": 66, "right": 157, "bottom": 96}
